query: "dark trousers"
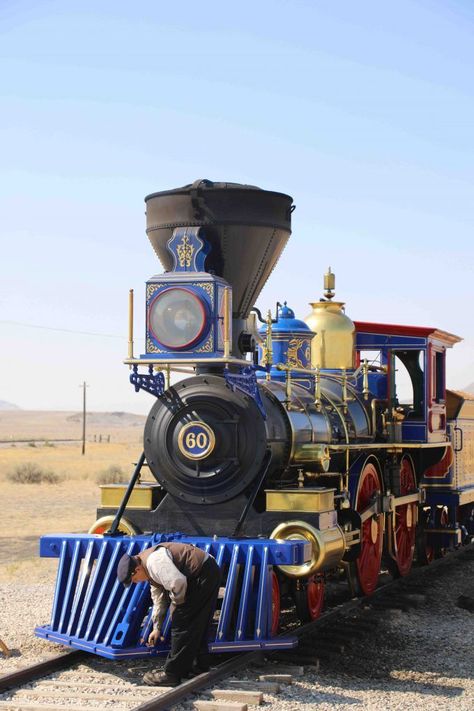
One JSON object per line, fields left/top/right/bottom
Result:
{"left": 164, "top": 556, "right": 220, "bottom": 678}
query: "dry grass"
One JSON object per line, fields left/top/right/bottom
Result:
{"left": 7, "top": 462, "right": 61, "bottom": 484}
{"left": 0, "top": 411, "right": 153, "bottom": 578}
{"left": 0, "top": 440, "right": 146, "bottom": 483}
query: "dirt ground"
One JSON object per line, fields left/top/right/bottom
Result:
{"left": 0, "top": 410, "right": 145, "bottom": 444}
{"left": 0, "top": 411, "right": 150, "bottom": 582}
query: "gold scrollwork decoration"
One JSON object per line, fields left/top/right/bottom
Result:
{"left": 191, "top": 282, "right": 213, "bottom": 298}
{"left": 196, "top": 336, "right": 214, "bottom": 353}
{"left": 286, "top": 338, "right": 309, "bottom": 369}
{"left": 147, "top": 284, "right": 159, "bottom": 301}
{"left": 177, "top": 235, "right": 195, "bottom": 268}
{"left": 146, "top": 339, "right": 166, "bottom": 354}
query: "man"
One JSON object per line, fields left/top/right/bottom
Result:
{"left": 117, "top": 541, "right": 220, "bottom": 686}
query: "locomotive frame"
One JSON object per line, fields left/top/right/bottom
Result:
{"left": 36, "top": 179, "right": 474, "bottom": 659}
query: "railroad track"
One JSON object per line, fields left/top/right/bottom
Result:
{"left": 1, "top": 543, "right": 472, "bottom": 711}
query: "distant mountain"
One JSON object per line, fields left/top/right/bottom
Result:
{"left": 0, "top": 400, "right": 21, "bottom": 410}
{"left": 464, "top": 383, "right": 474, "bottom": 394}
{"left": 66, "top": 411, "right": 145, "bottom": 427}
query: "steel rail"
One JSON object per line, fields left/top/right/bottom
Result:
{"left": 131, "top": 541, "right": 474, "bottom": 711}
{"left": 0, "top": 650, "right": 85, "bottom": 692}
{"left": 1, "top": 543, "right": 471, "bottom": 707}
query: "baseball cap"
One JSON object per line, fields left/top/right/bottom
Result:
{"left": 117, "top": 553, "right": 138, "bottom": 587}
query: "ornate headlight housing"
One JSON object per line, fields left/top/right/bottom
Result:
{"left": 148, "top": 287, "right": 207, "bottom": 350}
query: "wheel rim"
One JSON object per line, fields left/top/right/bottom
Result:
{"left": 88, "top": 516, "right": 137, "bottom": 536}
{"left": 417, "top": 507, "right": 434, "bottom": 565}
{"left": 306, "top": 576, "right": 325, "bottom": 620}
{"left": 356, "top": 461, "right": 383, "bottom": 595}
{"left": 271, "top": 570, "right": 280, "bottom": 636}
{"left": 394, "top": 457, "right": 417, "bottom": 576}
{"left": 434, "top": 506, "right": 449, "bottom": 558}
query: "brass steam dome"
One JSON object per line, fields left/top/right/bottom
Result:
{"left": 304, "top": 268, "right": 355, "bottom": 370}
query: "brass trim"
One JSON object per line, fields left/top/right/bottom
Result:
{"left": 223, "top": 287, "right": 231, "bottom": 358}
{"left": 270, "top": 520, "right": 345, "bottom": 577}
{"left": 328, "top": 442, "right": 450, "bottom": 451}
{"left": 266, "top": 488, "right": 335, "bottom": 513}
{"left": 314, "top": 366, "right": 321, "bottom": 410}
{"left": 177, "top": 421, "right": 216, "bottom": 461}
{"left": 88, "top": 515, "right": 137, "bottom": 536}
{"left": 124, "top": 356, "right": 251, "bottom": 367}
{"left": 323, "top": 390, "right": 350, "bottom": 444}
{"left": 428, "top": 528, "right": 460, "bottom": 535}
{"left": 128, "top": 289, "right": 134, "bottom": 361}
{"left": 362, "top": 359, "right": 370, "bottom": 400}
{"left": 100, "top": 485, "right": 157, "bottom": 510}
{"left": 265, "top": 310, "right": 273, "bottom": 380}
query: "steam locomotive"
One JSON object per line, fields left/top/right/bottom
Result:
{"left": 36, "top": 180, "right": 474, "bottom": 658}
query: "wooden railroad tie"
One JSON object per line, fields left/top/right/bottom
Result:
{"left": 226, "top": 680, "right": 281, "bottom": 694}
{"left": 258, "top": 673, "right": 293, "bottom": 684}
{"left": 194, "top": 702, "right": 248, "bottom": 711}
{"left": 212, "top": 689, "right": 263, "bottom": 705}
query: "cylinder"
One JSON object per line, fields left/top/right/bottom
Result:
{"left": 270, "top": 520, "right": 346, "bottom": 577}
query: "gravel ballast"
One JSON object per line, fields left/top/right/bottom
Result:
{"left": 1, "top": 553, "right": 473, "bottom": 710}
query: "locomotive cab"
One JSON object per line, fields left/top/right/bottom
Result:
{"left": 354, "top": 322, "right": 461, "bottom": 443}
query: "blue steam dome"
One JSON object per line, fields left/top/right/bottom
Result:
{"left": 258, "top": 302, "right": 314, "bottom": 385}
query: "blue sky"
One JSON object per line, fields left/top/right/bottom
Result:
{"left": 0, "top": 0, "right": 473, "bottom": 412}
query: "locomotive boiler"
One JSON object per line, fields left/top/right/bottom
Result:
{"left": 35, "top": 179, "right": 474, "bottom": 659}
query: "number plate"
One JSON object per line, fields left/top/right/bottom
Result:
{"left": 178, "top": 421, "right": 216, "bottom": 460}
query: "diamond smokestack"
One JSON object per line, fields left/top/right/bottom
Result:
{"left": 145, "top": 179, "right": 293, "bottom": 319}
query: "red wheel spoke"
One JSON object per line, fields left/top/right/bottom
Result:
{"left": 393, "top": 457, "right": 416, "bottom": 576}
{"left": 355, "top": 462, "right": 383, "bottom": 595}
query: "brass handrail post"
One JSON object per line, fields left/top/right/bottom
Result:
{"left": 128, "top": 289, "right": 134, "bottom": 364}
{"left": 223, "top": 287, "right": 231, "bottom": 358}
{"left": 362, "top": 358, "right": 370, "bottom": 400}
{"left": 314, "top": 366, "right": 321, "bottom": 411}
{"left": 342, "top": 368, "right": 348, "bottom": 412}
{"left": 284, "top": 365, "right": 292, "bottom": 409}
{"left": 265, "top": 309, "right": 273, "bottom": 381}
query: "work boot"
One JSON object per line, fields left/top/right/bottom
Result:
{"left": 196, "top": 652, "right": 212, "bottom": 671}
{"left": 143, "top": 670, "right": 181, "bottom": 687}
{"left": 186, "top": 657, "right": 211, "bottom": 677}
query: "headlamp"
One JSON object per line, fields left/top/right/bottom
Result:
{"left": 149, "top": 287, "right": 207, "bottom": 350}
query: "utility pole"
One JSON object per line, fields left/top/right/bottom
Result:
{"left": 80, "top": 382, "right": 88, "bottom": 455}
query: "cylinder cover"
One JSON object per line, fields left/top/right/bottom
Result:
{"left": 270, "top": 520, "right": 346, "bottom": 577}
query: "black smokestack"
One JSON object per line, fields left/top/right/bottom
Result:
{"left": 145, "top": 179, "right": 293, "bottom": 319}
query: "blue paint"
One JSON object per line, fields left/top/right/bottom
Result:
{"left": 130, "top": 366, "right": 165, "bottom": 397}
{"left": 35, "top": 533, "right": 309, "bottom": 659}
{"left": 224, "top": 365, "right": 266, "bottom": 418}
{"left": 258, "top": 302, "right": 314, "bottom": 387}
{"left": 167, "top": 226, "right": 210, "bottom": 272}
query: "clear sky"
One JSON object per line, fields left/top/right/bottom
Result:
{"left": 1, "top": 0, "right": 473, "bottom": 414}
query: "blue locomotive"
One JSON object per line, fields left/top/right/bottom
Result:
{"left": 36, "top": 180, "right": 474, "bottom": 659}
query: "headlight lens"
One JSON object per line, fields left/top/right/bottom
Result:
{"left": 149, "top": 288, "right": 207, "bottom": 349}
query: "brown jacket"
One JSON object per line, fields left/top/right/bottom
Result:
{"left": 137, "top": 542, "right": 207, "bottom": 587}
{"left": 137, "top": 542, "right": 208, "bottom": 631}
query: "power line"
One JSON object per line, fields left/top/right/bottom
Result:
{"left": 1, "top": 319, "right": 144, "bottom": 341}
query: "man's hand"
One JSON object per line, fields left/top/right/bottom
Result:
{"left": 143, "top": 629, "right": 164, "bottom": 647}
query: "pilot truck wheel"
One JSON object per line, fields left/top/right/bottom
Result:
{"left": 293, "top": 575, "right": 325, "bottom": 622}
{"left": 88, "top": 515, "right": 138, "bottom": 536}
